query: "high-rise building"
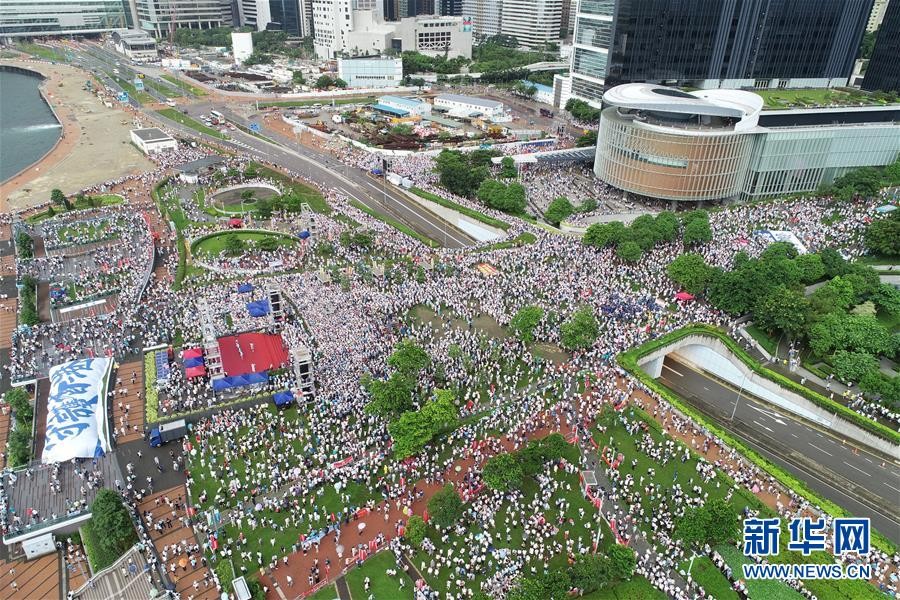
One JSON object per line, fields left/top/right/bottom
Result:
{"left": 0, "top": 0, "right": 130, "bottom": 36}
{"left": 559, "top": 0, "right": 576, "bottom": 38}
{"left": 313, "top": 0, "right": 352, "bottom": 58}
{"left": 863, "top": 0, "right": 900, "bottom": 91}
{"left": 238, "top": 0, "right": 272, "bottom": 29}
{"left": 564, "top": 0, "right": 874, "bottom": 106}
{"left": 867, "top": 0, "right": 889, "bottom": 30}
{"left": 135, "top": 0, "right": 233, "bottom": 36}
{"left": 268, "top": 0, "right": 301, "bottom": 34}
{"left": 462, "top": 0, "right": 501, "bottom": 38}
{"left": 437, "top": 0, "right": 462, "bottom": 16}
{"left": 500, "top": 0, "right": 561, "bottom": 48}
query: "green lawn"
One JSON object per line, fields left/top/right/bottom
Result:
{"left": 192, "top": 231, "right": 298, "bottom": 257}
{"left": 258, "top": 96, "right": 375, "bottom": 108}
{"left": 477, "top": 231, "right": 537, "bottom": 251}
{"left": 679, "top": 556, "right": 739, "bottom": 600}
{"left": 582, "top": 576, "right": 667, "bottom": 599}
{"left": 252, "top": 164, "right": 330, "bottom": 214}
{"left": 858, "top": 254, "right": 898, "bottom": 266}
{"left": 160, "top": 74, "right": 207, "bottom": 96}
{"left": 156, "top": 108, "right": 226, "bottom": 139}
{"left": 308, "top": 583, "right": 338, "bottom": 600}
{"left": 56, "top": 221, "right": 113, "bottom": 244}
{"left": 410, "top": 187, "right": 510, "bottom": 231}
{"left": 26, "top": 194, "right": 124, "bottom": 223}
{"left": 716, "top": 545, "right": 804, "bottom": 600}
{"left": 142, "top": 77, "right": 182, "bottom": 98}
{"left": 746, "top": 325, "right": 778, "bottom": 355}
{"left": 17, "top": 42, "right": 68, "bottom": 62}
{"left": 753, "top": 88, "right": 889, "bottom": 110}
{"left": 345, "top": 551, "right": 414, "bottom": 600}
{"left": 876, "top": 307, "right": 900, "bottom": 333}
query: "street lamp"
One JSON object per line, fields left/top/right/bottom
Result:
{"left": 730, "top": 373, "right": 748, "bottom": 421}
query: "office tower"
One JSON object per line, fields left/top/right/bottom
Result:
{"left": 437, "top": 0, "right": 462, "bottom": 16}
{"left": 268, "top": 0, "right": 301, "bottom": 34}
{"left": 462, "top": 0, "right": 501, "bottom": 37}
{"left": 559, "top": 0, "right": 576, "bottom": 38}
{"left": 867, "top": 0, "right": 889, "bottom": 30}
{"left": 500, "top": 0, "right": 561, "bottom": 48}
{"left": 237, "top": 0, "right": 272, "bottom": 29}
{"left": 313, "top": 0, "right": 352, "bottom": 58}
{"left": 0, "top": 0, "right": 130, "bottom": 36}
{"left": 567, "top": 0, "right": 873, "bottom": 105}
{"left": 134, "top": 0, "right": 233, "bottom": 36}
{"left": 863, "top": 0, "right": 900, "bottom": 91}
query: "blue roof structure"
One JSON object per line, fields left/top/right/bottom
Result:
{"left": 378, "top": 95, "right": 427, "bottom": 108}
{"left": 372, "top": 103, "right": 409, "bottom": 117}
{"left": 523, "top": 80, "right": 553, "bottom": 94}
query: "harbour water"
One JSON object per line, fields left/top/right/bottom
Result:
{"left": 0, "top": 69, "right": 62, "bottom": 182}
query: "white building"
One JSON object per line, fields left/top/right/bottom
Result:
{"left": 238, "top": 0, "right": 271, "bottom": 30}
{"left": 522, "top": 80, "right": 553, "bottom": 105}
{"left": 434, "top": 93, "right": 507, "bottom": 120}
{"left": 131, "top": 128, "right": 178, "bottom": 154}
{"left": 462, "top": 0, "right": 501, "bottom": 38}
{"left": 868, "top": 0, "right": 889, "bottom": 31}
{"left": 560, "top": 0, "right": 614, "bottom": 106}
{"left": 112, "top": 30, "right": 158, "bottom": 62}
{"left": 135, "top": 0, "right": 233, "bottom": 37}
{"left": 339, "top": 11, "right": 473, "bottom": 59}
{"left": 232, "top": 31, "right": 254, "bottom": 64}
{"left": 338, "top": 57, "right": 403, "bottom": 88}
{"left": 313, "top": 0, "right": 353, "bottom": 59}
{"left": 377, "top": 95, "right": 432, "bottom": 116}
{"left": 500, "top": 0, "right": 562, "bottom": 49}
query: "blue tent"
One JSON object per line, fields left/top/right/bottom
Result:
{"left": 237, "top": 283, "right": 254, "bottom": 293}
{"left": 246, "top": 299, "right": 270, "bottom": 317}
{"left": 298, "top": 230, "right": 311, "bottom": 240}
{"left": 213, "top": 372, "right": 268, "bottom": 392}
{"left": 246, "top": 372, "right": 269, "bottom": 384}
{"left": 184, "top": 356, "right": 205, "bottom": 368}
{"left": 273, "top": 390, "right": 294, "bottom": 407}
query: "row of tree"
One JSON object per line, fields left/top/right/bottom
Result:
{"left": 543, "top": 196, "right": 598, "bottom": 227}
{"left": 584, "top": 210, "right": 711, "bottom": 262}
{"left": 666, "top": 244, "right": 900, "bottom": 404}
{"left": 565, "top": 99, "right": 601, "bottom": 124}
{"left": 5, "top": 389, "right": 33, "bottom": 467}
{"left": 482, "top": 433, "right": 579, "bottom": 491}
{"left": 507, "top": 546, "right": 636, "bottom": 600}
{"left": 476, "top": 180, "right": 527, "bottom": 214}
{"left": 364, "top": 340, "right": 460, "bottom": 459}
{"left": 433, "top": 149, "right": 499, "bottom": 198}
{"left": 817, "top": 159, "right": 900, "bottom": 201}
{"left": 865, "top": 209, "right": 900, "bottom": 257}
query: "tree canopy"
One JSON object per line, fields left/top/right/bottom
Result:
{"left": 509, "top": 305, "right": 544, "bottom": 343}
{"left": 560, "top": 306, "right": 599, "bottom": 350}
{"left": 427, "top": 484, "right": 465, "bottom": 528}
{"left": 544, "top": 197, "right": 575, "bottom": 226}
{"left": 91, "top": 489, "right": 137, "bottom": 554}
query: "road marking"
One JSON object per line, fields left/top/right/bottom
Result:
{"left": 843, "top": 462, "right": 871, "bottom": 477}
{"left": 808, "top": 443, "right": 833, "bottom": 457}
{"left": 863, "top": 457, "right": 873, "bottom": 463}
{"left": 753, "top": 420, "right": 773, "bottom": 433}
{"left": 702, "top": 386, "right": 711, "bottom": 391}
{"left": 885, "top": 483, "right": 900, "bottom": 494}
{"left": 662, "top": 364, "right": 683, "bottom": 377}
{"left": 790, "top": 433, "right": 799, "bottom": 438}
{"left": 815, "top": 432, "right": 824, "bottom": 438}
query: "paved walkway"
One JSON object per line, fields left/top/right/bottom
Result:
{"left": 110, "top": 360, "right": 146, "bottom": 445}
{"left": 0, "top": 551, "right": 60, "bottom": 600}
{"left": 70, "top": 544, "right": 159, "bottom": 600}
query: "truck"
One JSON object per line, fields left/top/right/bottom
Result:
{"left": 149, "top": 418, "right": 187, "bottom": 447}
{"left": 386, "top": 173, "right": 402, "bottom": 186}
{"left": 540, "top": 108, "right": 554, "bottom": 118}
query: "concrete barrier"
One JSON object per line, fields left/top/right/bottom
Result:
{"left": 638, "top": 333, "right": 900, "bottom": 459}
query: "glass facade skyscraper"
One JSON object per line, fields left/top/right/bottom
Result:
{"left": 568, "top": 0, "right": 874, "bottom": 105}
{"left": 862, "top": 0, "right": 900, "bottom": 92}
{"left": 0, "top": 0, "right": 130, "bottom": 36}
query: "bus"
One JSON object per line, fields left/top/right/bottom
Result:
{"left": 210, "top": 110, "right": 224, "bottom": 124}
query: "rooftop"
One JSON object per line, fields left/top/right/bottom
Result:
{"left": 372, "top": 103, "right": 409, "bottom": 116}
{"left": 378, "top": 95, "right": 427, "bottom": 108}
{"left": 131, "top": 127, "right": 175, "bottom": 142}
{"left": 435, "top": 94, "right": 503, "bottom": 110}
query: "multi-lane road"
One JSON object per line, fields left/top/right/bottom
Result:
{"left": 659, "top": 354, "right": 900, "bottom": 543}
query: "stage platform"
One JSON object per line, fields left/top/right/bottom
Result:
{"left": 218, "top": 332, "right": 289, "bottom": 376}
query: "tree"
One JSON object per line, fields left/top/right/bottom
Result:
{"left": 569, "top": 554, "right": 610, "bottom": 594}
{"left": 499, "top": 183, "right": 527, "bottom": 214}
{"left": 499, "top": 156, "right": 518, "bottom": 179}
{"left": 292, "top": 70, "right": 305, "bottom": 85}
{"left": 675, "top": 498, "right": 738, "bottom": 552}
{"left": 666, "top": 253, "right": 711, "bottom": 295}
{"left": 91, "top": 489, "right": 136, "bottom": 554}
{"left": 615, "top": 240, "right": 642, "bottom": 262}
{"left": 832, "top": 350, "right": 879, "bottom": 383}
{"left": 864, "top": 213, "right": 900, "bottom": 256}
{"left": 542, "top": 432, "right": 579, "bottom": 462}
{"left": 683, "top": 217, "right": 712, "bottom": 245}
{"left": 436, "top": 150, "right": 489, "bottom": 198}
{"left": 388, "top": 339, "right": 431, "bottom": 376}
{"left": 427, "top": 484, "right": 465, "bottom": 528}
{"left": 819, "top": 248, "right": 850, "bottom": 278}
{"left": 243, "top": 51, "right": 273, "bottom": 65}
{"left": 544, "top": 197, "right": 575, "bottom": 226}
{"left": 565, "top": 98, "right": 601, "bottom": 123}
{"left": 255, "top": 198, "right": 273, "bottom": 219}
{"left": 314, "top": 74, "right": 335, "bottom": 89}
{"left": 405, "top": 515, "right": 427, "bottom": 547}
{"left": 810, "top": 277, "right": 855, "bottom": 316}
{"left": 509, "top": 305, "right": 544, "bottom": 343}
{"left": 243, "top": 164, "right": 259, "bottom": 178}
{"left": 795, "top": 253, "right": 825, "bottom": 284}
{"left": 365, "top": 372, "right": 414, "bottom": 419}
{"left": 257, "top": 236, "right": 279, "bottom": 252}
{"left": 607, "top": 545, "right": 637, "bottom": 582}
{"left": 508, "top": 571, "right": 571, "bottom": 600}
{"left": 560, "top": 306, "right": 599, "bottom": 350}
{"left": 871, "top": 283, "right": 900, "bottom": 317}
{"left": 482, "top": 452, "right": 524, "bottom": 491}
{"left": 584, "top": 221, "right": 626, "bottom": 248}
{"left": 752, "top": 285, "right": 809, "bottom": 337}
{"left": 334, "top": 77, "right": 347, "bottom": 88}
{"left": 808, "top": 313, "right": 895, "bottom": 357}
{"left": 223, "top": 234, "right": 246, "bottom": 256}
{"left": 389, "top": 408, "right": 435, "bottom": 458}
{"left": 50, "top": 188, "right": 71, "bottom": 210}
{"left": 575, "top": 131, "right": 598, "bottom": 147}
{"left": 653, "top": 211, "right": 680, "bottom": 243}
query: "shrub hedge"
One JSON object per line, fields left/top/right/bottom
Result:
{"left": 618, "top": 324, "right": 898, "bottom": 555}
{"left": 410, "top": 187, "right": 511, "bottom": 231}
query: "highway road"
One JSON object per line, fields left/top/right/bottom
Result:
{"left": 659, "top": 354, "right": 900, "bottom": 543}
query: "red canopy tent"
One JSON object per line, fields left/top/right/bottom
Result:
{"left": 229, "top": 217, "right": 243, "bottom": 229}
{"left": 186, "top": 365, "right": 207, "bottom": 379}
{"left": 183, "top": 348, "right": 203, "bottom": 359}
{"left": 675, "top": 292, "right": 694, "bottom": 301}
